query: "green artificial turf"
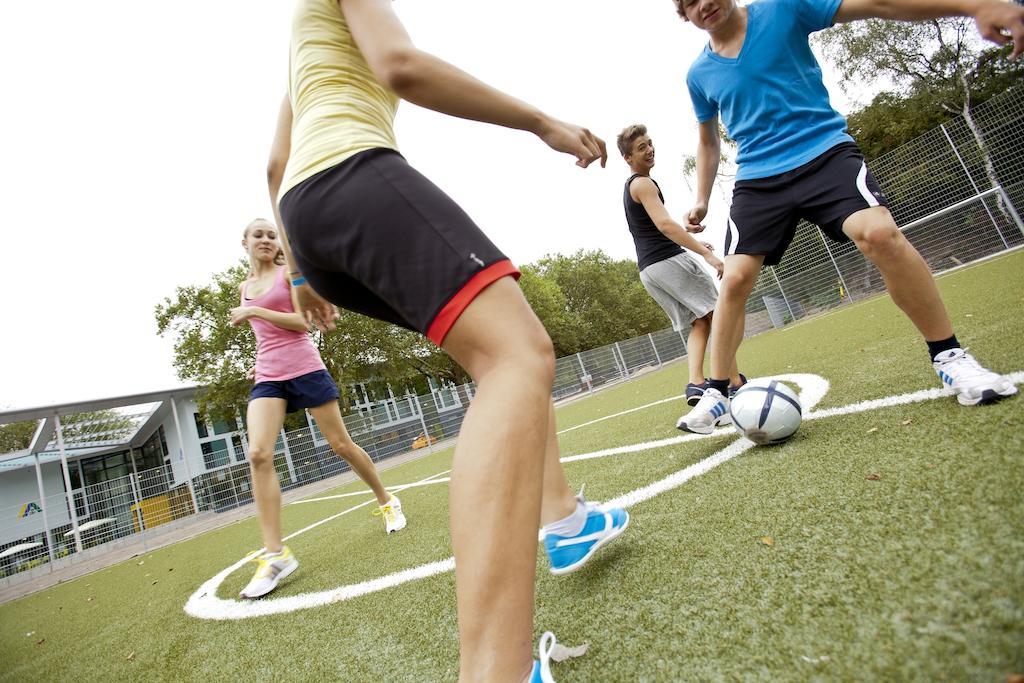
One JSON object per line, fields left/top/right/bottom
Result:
{"left": 1, "top": 251, "right": 1021, "bottom": 682}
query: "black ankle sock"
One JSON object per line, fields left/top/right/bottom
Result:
{"left": 927, "top": 335, "right": 960, "bottom": 360}
{"left": 708, "top": 379, "right": 729, "bottom": 395}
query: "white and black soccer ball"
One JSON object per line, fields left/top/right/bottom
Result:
{"left": 729, "top": 379, "right": 802, "bottom": 445}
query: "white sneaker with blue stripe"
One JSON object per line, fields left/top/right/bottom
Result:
{"left": 529, "top": 631, "right": 588, "bottom": 682}
{"left": 676, "top": 387, "right": 731, "bottom": 435}
{"left": 542, "top": 499, "right": 629, "bottom": 576}
{"left": 530, "top": 632, "right": 557, "bottom": 682}
{"left": 933, "top": 348, "right": 1017, "bottom": 406}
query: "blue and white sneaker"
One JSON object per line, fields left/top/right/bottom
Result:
{"left": 542, "top": 499, "right": 629, "bottom": 576}
{"left": 933, "top": 348, "right": 1017, "bottom": 406}
{"left": 685, "top": 381, "right": 707, "bottom": 407}
{"left": 676, "top": 387, "right": 731, "bottom": 435}
{"left": 729, "top": 373, "right": 748, "bottom": 398}
{"left": 530, "top": 632, "right": 557, "bottom": 682}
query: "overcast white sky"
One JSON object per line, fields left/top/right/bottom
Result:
{"left": 0, "top": 0, "right": 862, "bottom": 411}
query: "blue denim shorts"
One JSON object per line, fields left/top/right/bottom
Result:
{"left": 249, "top": 369, "right": 340, "bottom": 413}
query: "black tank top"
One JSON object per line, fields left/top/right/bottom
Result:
{"left": 623, "top": 174, "right": 682, "bottom": 271}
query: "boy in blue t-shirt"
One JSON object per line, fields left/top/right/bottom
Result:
{"left": 675, "top": 0, "right": 1022, "bottom": 434}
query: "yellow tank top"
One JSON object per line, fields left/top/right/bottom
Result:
{"left": 279, "top": 0, "right": 400, "bottom": 201}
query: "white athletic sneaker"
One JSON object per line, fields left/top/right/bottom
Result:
{"left": 676, "top": 387, "right": 732, "bottom": 435}
{"left": 375, "top": 495, "right": 407, "bottom": 534}
{"left": 239, "top": 546, "right": 299, "bottom": 599}
{"left": 933, "top": 348, "right": 1018, "bottom": 406}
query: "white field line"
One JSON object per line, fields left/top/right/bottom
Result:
{"left": 185, "top": 371, "right": 1021, "bottom": 620}
{"left": 290, "top": 470, "right": 453, "bottom": 506}
{"left": 556, "top": 395, "right": 683, "bottom": 435}
{"left": 281, "top": 469, "right": 452, "bottom": 541}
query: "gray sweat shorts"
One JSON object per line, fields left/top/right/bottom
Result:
{"left": 639, "top": 252, "right": 719, "bottom": 331}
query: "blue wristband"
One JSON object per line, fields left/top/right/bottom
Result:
{"left": 291, "top": 276, "right": 307, "bottom": 287}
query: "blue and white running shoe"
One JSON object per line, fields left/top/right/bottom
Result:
{"left": 933, "top": 348, "right": 1017, "bottom": 406}
{"left": 530, "top": 632, "right": 558, "bottom": 682}
{"left": 676, "top": 387, "right": 731, "bottom": 435}
{"left": 542, "top": 499, "right": 629, "bottom": 576}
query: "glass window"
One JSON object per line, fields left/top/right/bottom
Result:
{"left": 231, "top": 435, "right": 246, "bottom": 462}
{"left": 193, "top": 414, "right": 208, "bottom": 439}
{"left": 212, "top": 418, "right": 235, "bottom": 435}
{"left": 106, "top": 464, "right": 128, "bottom": 481}
{"left": 201, "top": 439, "right": 229, "bottom": 470}
{"left": 396, "top": 398, "right": 413, "bottom": 419}
{"left": 69, "top": 461, "right": 83, "bottom": 490}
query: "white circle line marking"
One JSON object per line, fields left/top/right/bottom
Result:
{"left": 185, "top": 372, "right": 1020, "bottom": 620}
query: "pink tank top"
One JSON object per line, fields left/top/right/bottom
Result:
{"left": 243, "top": 267, "right": 327, "bottom": 383}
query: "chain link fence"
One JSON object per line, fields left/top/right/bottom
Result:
{"left": 2, "top": 87, "right": 1022, "bottom": 588}
{"left": 751, "top": 86, "right": 1024, "bottom": 330}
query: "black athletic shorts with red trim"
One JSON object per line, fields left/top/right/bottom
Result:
{"left": 725, "top": 142, "right": 889, "bottom": 266}
{"left": 279, "top": 148, "right": 519, "bottom": 346}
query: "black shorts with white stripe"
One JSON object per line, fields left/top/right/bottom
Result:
{"left": 724, "top": 142, "right": 888, "bottom": 266}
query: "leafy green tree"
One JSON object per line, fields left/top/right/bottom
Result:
{"left": 518, "top": 266, "right": 583, "bottom": 356}
{"left": 155, "top": 261, "right": 452, "bottom": 422}
{"left": 817, "top": 20, "right": 1023, "bottom": 187}
{"left": 527, "top": 250, "right": 668, "bottom": 353}
{"left": 0, "top": 420, "right": 37, "bottom": 453}
{"left": 682, "top": 122, "right": 738, "bottom": 199}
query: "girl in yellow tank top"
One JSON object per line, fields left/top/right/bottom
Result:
{"left": 265, "top": 2, "right": 624, "bottom": 680}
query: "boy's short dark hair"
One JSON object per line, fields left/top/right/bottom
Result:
{"left": 616, "top": 124, "right": 648, "bottom": 157}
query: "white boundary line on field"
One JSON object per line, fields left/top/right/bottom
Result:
{"left": 184, "top": 372, "right": 1022, "bottom": 620}
{"left": 290, "top": 470, "right": 453, "bottom": 506}
{"left": 556, "top": 395, "right": 684, "bottom": 435}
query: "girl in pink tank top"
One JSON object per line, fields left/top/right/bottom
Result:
{"left": 228, "top": 219, "right": 407, "bottom": 600}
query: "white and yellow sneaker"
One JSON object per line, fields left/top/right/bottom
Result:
{"left": 239, "top": 546, "right": 299, "bottom": 599}
{"left": 374, "top": 495, "right": 407, "bottom": 534}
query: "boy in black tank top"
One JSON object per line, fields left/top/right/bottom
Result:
{"left": 618, "top": 124, "right": 744, "bottom": 423}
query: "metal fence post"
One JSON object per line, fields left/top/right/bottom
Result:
{"left": 648, "top": 333, "right": 662, "bottom": 367}
{"left": 53, "top": 415, "right": 83, "bottom": 554}
{"left": 996, "top": 185, "right": 1024, "bottom": 238}
{"left": 576, "top": 353, "right": 593, "bottom": 394}
{"left": 768, "top": 268, "right": 797, "bottom": 324}
{"left": 127, "top": 449, "right": 148, "bottom": 546}
{"left": 614, "top": 342, "right": 627, "bottom": 378}
{"left": 413, "top": 395, "right": 435, "bottom": 454}
{"left": 32, "top": 452, "right": 56, "bottom": 565}
{"left": 128, "top": 472, "right": 147, "bottom": 549}
{"left": 169, "top": 397, "right": 200, "bottom": 516}
{"left": 940, "top": 123, "right": 1009, "bottom": 250}
{"left": 280, "top": 429, "right": 297, "bottom": 484}
{"left": 818, "top": 231, "right": 855, "bottom": 302}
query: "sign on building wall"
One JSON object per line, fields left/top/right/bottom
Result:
{"left": 19, "top": 502, "right": 42, "bottom": 518}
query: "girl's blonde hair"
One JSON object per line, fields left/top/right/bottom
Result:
{"left": 243, "top": 218, "right": 286, "bottom": 277}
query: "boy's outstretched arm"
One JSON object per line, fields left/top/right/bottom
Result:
{"left": 339, "top": 0, "right": 607, "bottom": 167}
{"left": 633, "top": 177, "right": 725, "bottom": 278}
{"left": 834, "top": 0, "right": 1024, "bottom": 57}
{"left": 686, "top": 116, "right": 721, "bottom": 234}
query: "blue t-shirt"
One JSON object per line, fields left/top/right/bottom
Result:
{"left": 686, "top": 0, "right": 852, "bottom": 181}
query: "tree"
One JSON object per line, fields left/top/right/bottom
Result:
{"left": 518, "top": 266, "right": 583, "bottom": 356}
{"left": 681, "top": 122, "right": 739, "bottom": 200}
{"left": 817, "top": 21, "right": 1024, "bottom": 190}
{"left": 155, "top": 261, "right": 453, "bottom": 422}
{"left": 0, "top": 421, "right": 37, "bottom": 454}
{"left": 526, "top": 250, "right": 669, "bottom": 353}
